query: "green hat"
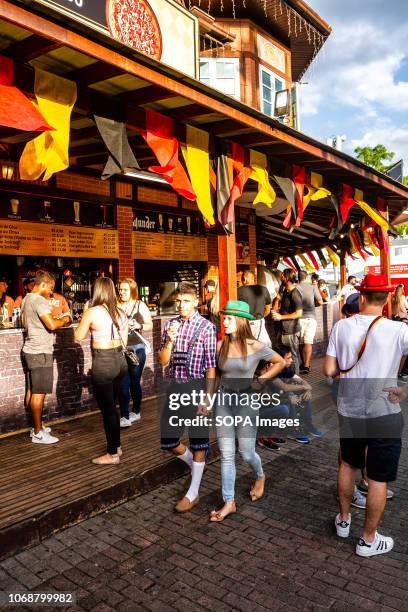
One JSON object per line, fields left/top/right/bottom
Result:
{"left": 219, "top": 300, "right": 255, "bottom": 320}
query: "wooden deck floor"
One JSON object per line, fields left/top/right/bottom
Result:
{"left": 0, "top": 359, "right": 332, "bottom": 560}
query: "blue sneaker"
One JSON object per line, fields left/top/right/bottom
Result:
{"left": 309, "top": 427, "right": 323, "bottom": 438}
{"left": 296, "top": 436, "right": 311, "bottom": 444}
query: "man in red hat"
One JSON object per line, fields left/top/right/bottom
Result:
{"left": 324, "top": 273, "right": 408, "bottom": 557}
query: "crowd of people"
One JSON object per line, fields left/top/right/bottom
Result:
{"left": 9, "top": 267, "right": 408, "bottom": 556}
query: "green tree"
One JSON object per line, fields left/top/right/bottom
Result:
{"left": 354, "top": 144, "right": 395, "bottom": 172}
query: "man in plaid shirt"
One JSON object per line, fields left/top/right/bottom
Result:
{"left": 159, "top": 282, "right": 217, "bottom": 513}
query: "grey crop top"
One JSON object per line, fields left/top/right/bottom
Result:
{"left": 219, "top": 346, "right": 277, "bottom": 380}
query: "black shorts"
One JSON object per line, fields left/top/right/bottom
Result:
{"left": 23, "top": 352, "right": 54, "bottom": 394}
{"left": 160, "top": 381, "right": 210, "bottom": 452}
{"left": 339, "top": 413, "right": 403, "bottom": 483}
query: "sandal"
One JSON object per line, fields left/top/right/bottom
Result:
{"left": 250, "top": 474, "right": 266, "bottom": 501}
{"left": 209, "top": 502, "right": 237, "bottom": 522}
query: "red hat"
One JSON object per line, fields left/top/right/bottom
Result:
{"left": 355, "top": 273, "right": 396, "bottom": 293}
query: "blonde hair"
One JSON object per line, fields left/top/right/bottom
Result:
{"left": 118, "top": 277, "right": 139, "bottom": 301}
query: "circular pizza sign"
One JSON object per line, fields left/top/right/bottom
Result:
{"left": 106, "top": 0, "right": 162, "bottom": 61}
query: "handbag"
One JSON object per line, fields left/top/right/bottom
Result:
{"left": 338, "top": 316, "right": 383, "bottom": 374}
{"left": 106, "top": 306, "right": 140, "bottom": 367}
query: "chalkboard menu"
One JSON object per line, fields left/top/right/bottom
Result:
{"left": 133, "top": 231, "right": 207, "bottom": 261}
{"left": 0, "top": 220, "right": 119, "bottom": 259}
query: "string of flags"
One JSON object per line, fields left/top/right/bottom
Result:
{"left": 0, "top": 55, "right": 392, "bottom": 256}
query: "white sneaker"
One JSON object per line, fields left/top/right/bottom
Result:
{"left": 129, "top": 412, "right": 141, "bottom": 423}
{"left": 120, "top": 417, "right": 132, "bottom": 428}
{"left": 32, "top": 430, "right": 59, "bottom": 444}
{"left": 335, "top": 513, "right": 351, "bottom": 538}
{"left": 351, "top": 487, "right": 366, "bottom": 509}
{"left": 356, "top": 532, "right": 394, "bottom": 557}
{"left": 30, "top": 425, "right": 51, "bottom": 437}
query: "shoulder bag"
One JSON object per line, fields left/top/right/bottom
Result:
{"left": 106, "top": 306, "right": 140, "bottom": 367}
{"left": 338, "top": 316, "right": 383, "bottom": 374}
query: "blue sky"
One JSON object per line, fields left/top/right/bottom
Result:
{"left": 300, "top": 0, "right": 408, "bottom": 167}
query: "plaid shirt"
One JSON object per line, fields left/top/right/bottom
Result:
{"left": 160, "top": 311, "right": 217, "bottom": 381}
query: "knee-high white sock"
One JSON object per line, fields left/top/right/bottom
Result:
{"left": 185, "top": 461, "right": 205, "bottom": 501}
{"left": 179, "top": 448, "right": 194, "bottom": 470}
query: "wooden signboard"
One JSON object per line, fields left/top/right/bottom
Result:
{"left": 0, "top": 220, "right": 119, "bottom": 258}
{"left": 133, "top": 231, "right": 207, "bottom": 261}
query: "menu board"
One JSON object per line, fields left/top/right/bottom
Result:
{"left": 0, "top": 220, "right": 119, "bottom": 259}
{"left": 133, "top": 231, "right": 207, "bottom": 261}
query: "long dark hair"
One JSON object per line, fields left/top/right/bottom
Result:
{"left": 92, "top": 277, "right": 121, "bottom": 323}
{"left": 218, "top": 316, "right": 254, "bottom": 370}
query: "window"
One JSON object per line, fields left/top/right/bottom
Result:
{"left": 395, "top": 247, "right": 403, "bottom": 256}
{"left": 199, "top": 58, "right": 240, "bottom": 100}
{"left": 259, "top": 65, "right": 285, "bottom": 118}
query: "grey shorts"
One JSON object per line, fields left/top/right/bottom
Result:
{"left": 23, "top": 352, "right": 53, "bottom": 394}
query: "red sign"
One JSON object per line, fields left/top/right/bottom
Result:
{"left": 368, "top": 264, "right": 408, "bottom": 276}
{"left": 107, "top": 0, "right": 162, "bottom": 60}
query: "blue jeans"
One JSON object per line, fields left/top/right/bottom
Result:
{"left": 119, "top": 345, "right": 146, "bottom": 419}
{"left": 216, "top": 393, "right": 289, "bottom": 502}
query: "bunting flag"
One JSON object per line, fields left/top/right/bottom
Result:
{"left": 292, "top": 165, "right": 306, "bottom": 226}
{"left": 365, "top": 231, "right": 380, "bottom": 256}
{"left": 137, "top": 109, "right": 195, "bottom": 200}
{"left": 0, "top": 56, "right": 53, "bottom": 132}
{"left": 94, "top": 115, "right": 140, "bottom": 180}
{"left": 376, "top": 197, "right": 390, "bottom": 253}
{"left": 19, "top": 69, "right": 76, "bottom": 181}
{"left": 228, "top": 143, "right": 252, "bottom": 210}
{"left": 290, "top": 256, "right": 301, "bottom": 273}
{"left": 339, "top": 183, "right": 356, "bottom": 224}
{"left": 216, "top": 153, "right": 234, "bottom": 232}
{"left": 298, "top": 253, "right": 314, "bottom": 273}
{"left": 283, "top": 257, "right": 297, "bottom": 272}
{"left": 349, "top": 228, "right": 368, "bottom": 261}
{"left": 328, "top": 194, "right": 343, "bottom": 239}
{"left": 326, "top": 245, "right": 340, "bottom": 267}
{"left": 249, "top": 150, "right": 276, "bottom": 207}
{"left": 316, "top": 249, "right": 329, "bottom": 268}
{"left": 306, "top": 251, "right": 320, "bottom": 271}
{"left": 182, "top": 125, "right": 215, "bottom": 226}
{"left": 303, "top": 172, "right": 331, "bottom": 210}
{"left": 273, "top": 174, "right": 297, "bottom": 228}
{"left": 353, "top": 188, "right": 389, "bottom": 232}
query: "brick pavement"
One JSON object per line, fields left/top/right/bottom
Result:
{"left": 1, "top": 400, "right": 408, "bottom": 611}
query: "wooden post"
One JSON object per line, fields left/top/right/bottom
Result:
{"left": 217, "top": 232, "right": 237, "bottom": 311}
{"left": 340, "top": 250, "right": 347, "bottom": 288}
{"left": 380, "top": 233, "right": 392, "bottom": 318}
{"left": 378, "top": 201, "right": 392, "bottom": 318}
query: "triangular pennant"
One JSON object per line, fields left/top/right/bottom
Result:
{"left": 292, "top": 165, "right": 306, "bottom": 226}
{"left": 182, "top": 125, "right": 215, "bottom": 226}
{"left": 138, "top": 109, "right": 195, "bottom": 200}
{"left": 298, "top": 253, "right": 314, "bottom": 273}
{"left": 249, "top": 150, "right": 276, "bottom": 207}
{"left": 316, "top": 249, "right": 329, "bottom": 269}
{"left": 94, "top": 115, "right": 140, "bottom": 180}
{"left": 303, "top": 172, "right": 331, "bottom": 210}
{"left": 19, "top": 69, "right": 76, "bottom": 181}
{"left": 0, "top": 56, "right": 53, "bottom": 132}
{"left": 306, "top": 251, "right": 320, "bottom": 271}
{"left": 216, "top": 153, "right": 234, "bottom": 233}
{"left": 326, "top": 246, "right": 339, "bottom": 267}
{"left": 339, "top": 183, "right": 355, "bottom": 224}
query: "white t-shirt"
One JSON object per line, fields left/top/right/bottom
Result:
{"left": 340, "top": 283, "right": 358, "bottom": 301}
{"left": 327, "top": 315, "right": 408, "bottom": 417}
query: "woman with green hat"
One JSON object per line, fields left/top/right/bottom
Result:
{"left": 210, "top": 300, "right": 286, "bottom": 522}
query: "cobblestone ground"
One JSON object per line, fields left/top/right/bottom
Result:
{"left": 1, "top": 422, "right": 408, "bottom": 611}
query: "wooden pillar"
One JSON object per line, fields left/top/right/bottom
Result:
{"left": 339, "top": 250, "right": 347, "bottom": 287}
{"left": 218, "top": 232, "right": 237, "bottom": 310}
{"left": 380, "top": 233, "right": 392, "bottom": 318}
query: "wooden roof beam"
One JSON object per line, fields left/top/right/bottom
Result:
{"left": 3, "top": 33, "right": 60, "bottom": 62}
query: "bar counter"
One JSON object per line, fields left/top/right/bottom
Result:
{"left": 0, "top": 303, "right": 340, "bottom": 435}
{"left": 0, "top": 317, "right": 170, "bottom": 435}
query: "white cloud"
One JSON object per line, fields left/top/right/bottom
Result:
{"left": 347, "top": 123, "right": 408, "bottom": 165}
